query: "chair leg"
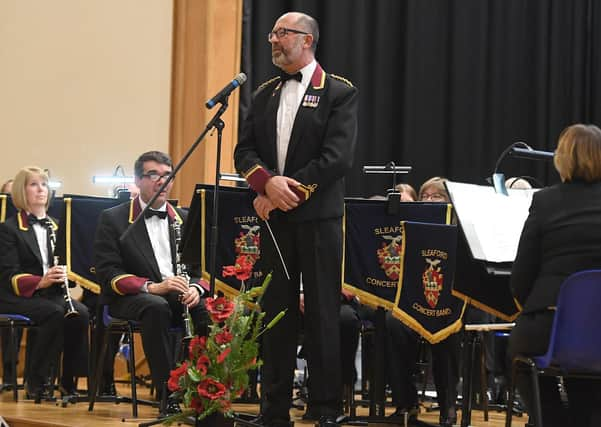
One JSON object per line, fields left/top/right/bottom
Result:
{"left": 505, "top": 360, "right": 518, "bottom": 427}
{"left": 9, "top": 322, "right": 18, "bottom": 402}
{"left": 528, "top": 363, "right": 542, "bottom": 427}
{"left": 479, "top": 337, "right": 489, "bottom": 421}
{"left": 88, "top": 328, "right": 110, "bottom": 411}
{"left": 128, "top": 326, "right": 138, "bottom": 418}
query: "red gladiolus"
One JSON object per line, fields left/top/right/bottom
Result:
{"left": 197, "top": 378, "right": 226, "bottom": 400}
{"left": 215, "top": 328, "right": 233, "bottom": 345}
{"left": 167, "top": 361, "right": 188, "bottom": 392}
{"left": 196, "top": 354, "right": 210, "bottom": 375}
{"left": 205, "top": 297, "right": 235, "bottom": 322}
{"left": 217, "top": 347, "right": 231, "bottom": 364}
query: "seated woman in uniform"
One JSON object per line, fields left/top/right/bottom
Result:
{"left": 508, "top": 123, "right": 601, "bottom": 427}
{"left": 0, "top": 166, "right": 89, "bottom": 402}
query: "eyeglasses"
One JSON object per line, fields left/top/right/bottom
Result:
{"left": 421, "top": 192, "right": 447, "bottom": 202}
{"left": 267, "top": 27, "right": 309, "bottom": 42}
{"left": 141, "top": 172, "right": 172, "bottom": 182}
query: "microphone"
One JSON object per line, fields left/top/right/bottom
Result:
{"left": 205, "top": 73, "right": 247, "bottom": 109}
{"left": 509, "top": 147, "right": 554, "bottom": 161}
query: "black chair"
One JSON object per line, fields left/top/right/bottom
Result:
{"left": 0, "top": 314, "right": 34, "bottom": 402}
{"left": 88, "top": 306, "right": 157, "bottom": 417}
{"left": 505, "top": 269, "right": 601, "bottom": 427}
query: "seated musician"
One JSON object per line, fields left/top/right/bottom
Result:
{"left": 0, "top": 166, "right": 89, "bottom": 402}
{"left": 93, "top": 150, "right": 208, "bottom": 415}
{"left": 507, "top": 124, "right": 601, "bottom": 427}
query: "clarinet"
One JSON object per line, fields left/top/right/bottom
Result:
{"left": 46, "top": 219, "right": 79, "bottom": 318}
{"left": 172, "top": 221, "right": 194, "bottom": 340}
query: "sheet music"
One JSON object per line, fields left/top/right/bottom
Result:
{"left": 445, "top": 181, "right": 537, "bottom": 263}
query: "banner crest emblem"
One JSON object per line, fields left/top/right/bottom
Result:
{"left": 422, "top": 257, "right": 444, "bottom": 308}
{"left": 376, "top": 234, "right": 402, "bottom": 280}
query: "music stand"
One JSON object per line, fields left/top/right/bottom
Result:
{"left": 444, "top": 181, "right": 534, "bottom": 427}
{"left": 338, "top": 165, "right": 435, "bottom": 427}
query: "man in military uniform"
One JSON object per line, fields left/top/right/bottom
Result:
{"left": 234, "top": 11, "right": 358, "bottom": 427}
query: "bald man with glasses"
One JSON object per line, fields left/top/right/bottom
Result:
{"left": 235, "top": 11, "right": 358, "bottom": 427}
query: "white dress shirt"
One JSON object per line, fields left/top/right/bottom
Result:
{"left": 139, "top": 199, "right": 174, "bottom": 280}
{"left": 276, "top": 60, "right": 317, "bottom": 175}
{"left": 30, "top": 219, "right": 50, "bottom": 274}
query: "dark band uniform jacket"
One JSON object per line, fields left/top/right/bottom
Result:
{"left": 94, "top": 196, "right": 208, "bottom": 389}
{"left": 94, "top": 197, "right": 205, "bottom": 302}
{"left": 235, "top": 63, "right": 358, "bottom": 220}
{"left": 234, "top": 63, "right": 358, "bottom": 421}
{"left": 510, "top": 181, "right": 601, "bottom": 313}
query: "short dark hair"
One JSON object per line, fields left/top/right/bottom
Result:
{"left": 296, "top": 13, "right": 319, "bottom": 52}
{"left": 134, "top": 151, "right": 173, "bottom": 178}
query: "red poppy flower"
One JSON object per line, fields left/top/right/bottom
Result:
{"left": 167, "top": 361, "right": 188, "bottom": 392}
{"left": 189, "top": 335, "right": 207, "bottom": 357}
{"left": 222, "top": 255, "right": 253, "bottom": 281}
{"left": 196, "top": 354, "right": 210, "bottom": 375}
{"left": 205, "top": 297, "right": 235, "bottom": 322}
{"left": 215, "top": 328, "right": 233, "bottom": 345}
{"left": 197, "top": 378, "right": 227, "bottom": 400}
{"left": 217, "top": 347, "right": 231, "bottom": 364}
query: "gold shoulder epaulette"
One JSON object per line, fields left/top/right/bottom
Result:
{"left": 330, "top": 74, "right": 354, "bottom": 88}
{"left": 257, "top": 76, "right": 280, "bottom": 91}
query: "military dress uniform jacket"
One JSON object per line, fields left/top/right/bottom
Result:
{"left": 234, "top": 63, "right": 358, "bottom": 222}
{"left": 510, "top": 181, "right": 601, "bottom": 314}
{"left": 93, "top": 197, "right": 204, "bottom": 304}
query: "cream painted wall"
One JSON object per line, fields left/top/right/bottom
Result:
{"left": 0, "top": 0, "right": 173, "bottom": 197}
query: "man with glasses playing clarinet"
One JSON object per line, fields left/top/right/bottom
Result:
{"left": 94, "top": 151, "right": 208, "bottom": 415}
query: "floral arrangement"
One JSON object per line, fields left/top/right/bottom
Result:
{"left": 165, "top": 256, "right": 284, "bottom": 425}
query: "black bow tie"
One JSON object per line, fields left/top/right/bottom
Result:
{"left": 280, "top": 71, "right": 302, "bottom": 83}
{"left": 144, "top": 209, "right": 167, "bottom": 220}
{"left": 28, "top": 214, "right": 49, "bottom": 226}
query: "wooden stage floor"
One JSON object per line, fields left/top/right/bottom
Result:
{"left": 0, "top": 381, "right": 522, "bottom": 427}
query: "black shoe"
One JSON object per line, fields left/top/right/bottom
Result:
{"left": 59, "top": 384, "right": 79, "bottom": 398}
{"left": 316, "top": 416, "right": 340, "bottom": 427}
{"left": 25, "top": 383, "right": 43, "bottom": 404}
{"left": 250, "top": 415, "right": 293, "bottom": 427}
{"left": 99, "top": 381, "right": 117, "bottom": 397}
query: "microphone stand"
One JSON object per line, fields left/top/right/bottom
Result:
{"left": 132, "top": 97, "right": 232, "bottom": 427}
{"left": 120, "top": 97, "right": 230, "bottom": 281}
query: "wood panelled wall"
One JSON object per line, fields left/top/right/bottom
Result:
{"left": 170, "top": 0, "right": 243, "bottom": 207}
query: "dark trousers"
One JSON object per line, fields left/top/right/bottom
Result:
{"left": 0, "top": 292, "right": 89, "bottom": 389}
{"left": 339, "top": 302, "right": 361, "bottom": 387}
{"left": 260, "top": 217, "right": 343, "bottom": 422}
{"left": 508, "top": 310, "right": 601, "bottom": 427}
{"left": 386, "top": 313, "right": 419, "bottom": 409}
{"left": 109, "top": 292, "right": 207, "bottom": 392}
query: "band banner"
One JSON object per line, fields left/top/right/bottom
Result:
{"left": 343, "top": 199, "right": 452, "bottom": 310}
{"left": 61, "top": 195, "right": 121, "bottom": 294}
{"left": 391, "top": 221, "right": 466, "bottom": 343}
{"left": 183, "top": 184, "right": 266, "bottom": 298}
